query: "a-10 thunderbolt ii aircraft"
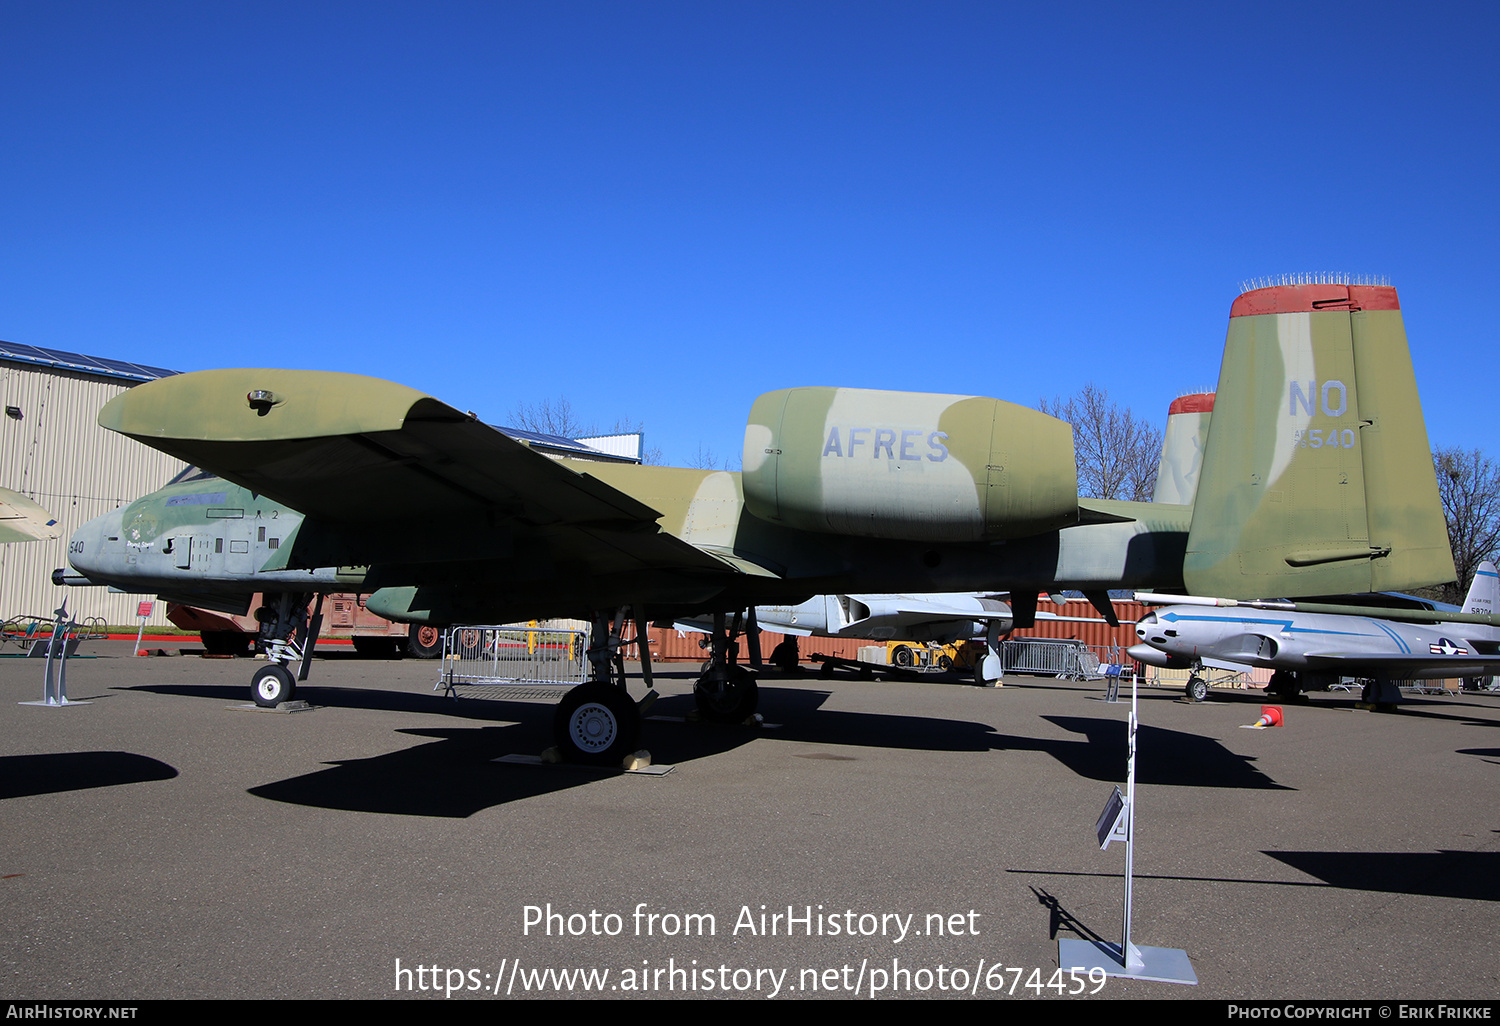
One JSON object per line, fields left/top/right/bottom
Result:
{"left": 64, "top": 281, "right": 1456, "bottom": 762}
{"left": 1129, "top": 562, "right": 1500, "bottom": 703}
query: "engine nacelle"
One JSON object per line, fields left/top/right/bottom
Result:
{"left": 742, "top": 387, "right": 1078, "bottom": 542}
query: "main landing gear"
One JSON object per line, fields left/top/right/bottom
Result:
{"left": 1265, "top": 670, "right": 1302, "bottom": 700}
{"left": 552, "top": 609, "right": 646, "bottom": 765}
{"left": 249, "top": 592, "right": 323, "bottom": 707}
{"left": 692, "top": 610, "right": 760, "bottom": 723}
{"left": 548, "top": 606, "right": 764, "bottom": 764}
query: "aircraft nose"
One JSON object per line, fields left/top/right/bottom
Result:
{"left": 65, "top": 508, "right": 118, "bottom": 578}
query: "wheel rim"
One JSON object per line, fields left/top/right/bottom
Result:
{"left": 567, "top": 701, "right": 618, "bottom": 753}
{"left": 415, "top": 626, "right": 439, "bottom": 649}
{"left": 257, "top": 674, "right": 283, "bottom": 702}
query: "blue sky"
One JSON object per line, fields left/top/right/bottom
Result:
{"left": 3, "top": 2, "right": 1495, "bottom": 467}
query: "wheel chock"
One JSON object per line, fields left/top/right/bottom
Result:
{"left": 621, "top": 750, "right": 652, "bottom": 771}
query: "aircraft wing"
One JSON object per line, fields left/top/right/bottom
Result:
{"left": 1300, "top": 652, "right": 1500, "bottom": 674}
{"left": 96, "top": 369, "right": 742, "bottom": 579}
{"left": 0, "top": 487, "right": 61, "bottom": 543}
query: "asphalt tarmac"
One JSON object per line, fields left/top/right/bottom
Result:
{"left": 3, "top": 645, "right": 1497, "bottom": 1001}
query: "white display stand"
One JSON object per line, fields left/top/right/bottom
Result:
{"left": 1058, "top": 674, "right": 1195, "bottom": 984}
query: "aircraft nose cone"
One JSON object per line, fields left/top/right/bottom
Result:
{"left": 65, "top": 509, "right": 116, "bottom": 577}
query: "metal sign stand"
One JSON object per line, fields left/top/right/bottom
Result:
{"left": 132, "top": 600, "right": 152, "bottom": 656}
{"left": 20, "top": 604, "right": 90, "bottom": 708}
{"left": 1058, "top": 672, "right": 1194, "bottom": 984}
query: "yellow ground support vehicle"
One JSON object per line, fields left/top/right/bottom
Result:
{"left": 885, "top": 639, "right": 982, "bottom": 671}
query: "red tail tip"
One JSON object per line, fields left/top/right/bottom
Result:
{"left": 1231, "top": 284, "right": 1399, "bottom": 317}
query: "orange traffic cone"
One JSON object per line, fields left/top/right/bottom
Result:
{"left": 1241, "top": 705, "right": 1283, "bottom": 729}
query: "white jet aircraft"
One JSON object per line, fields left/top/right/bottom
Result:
{"left": 1129, "top": 562, "right": 1500, "bottom": 703}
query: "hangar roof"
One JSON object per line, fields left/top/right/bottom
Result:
{"left": 497, "top": 425, "right": 641, "bottom": 463}
{"left": 0, "top": 341, "right": 179, "bottom": 384}
{"left": 0, "top": 340, "right": 639, "bottom": 463}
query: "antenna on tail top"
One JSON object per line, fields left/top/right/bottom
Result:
{"left": 1237, "top": 273, "right": 1391, "bottom": 295}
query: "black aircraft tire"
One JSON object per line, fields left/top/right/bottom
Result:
{"left": 694, "top": 666, "right": 760, "bottom": 723}
{"left": 407, "top": 625, "right": 445, "bottom": 659}
{"left": 1186, "top": 676, "right": 1209, "bottom": 703}
{"left": 554, "top": 683, "right": 641, "bottom": 766}
{"left": 252, "top": 664, "right": 296, "bottom": 708}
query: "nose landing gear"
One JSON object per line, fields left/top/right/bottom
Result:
{"left": 248, "top": 592, "right": 322, "bottom": 707}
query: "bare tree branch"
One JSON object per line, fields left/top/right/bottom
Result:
{"left": 507, "top": 398, "right": 663, "bottom": 465}
{"left": 1037, "top": 384, "right": 1161, "bottom": 501}
{"left": 1433, "top": 446, "right": 1500, "bottom": 604}
{"left": 507, "top": 396, "right": 584, "bottom": 438}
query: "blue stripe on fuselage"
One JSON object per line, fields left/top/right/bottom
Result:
{"left": 1157, "top": 611, "right": 1379, "bottom": 638}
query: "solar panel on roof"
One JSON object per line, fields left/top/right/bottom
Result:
{"left": 0, "top": 341, "right": 178, "bottom": 383}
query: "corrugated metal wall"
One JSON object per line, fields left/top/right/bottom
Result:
{"left": 0, "top": 361, "right": 187, "bottom": 626}
{"left": 1011, "top": 599, "right": 1146, "bottom": 657}
{"left": 646, "top": 627, "right": 867, "bottom": 663}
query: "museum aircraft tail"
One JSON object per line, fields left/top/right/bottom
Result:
{"left": 1183, "top": 280, "right": 1454, "bottom": 598}
{"left": 1151, "top": 392, "right": 1214, "bottom": 507}
{"left": 1462, "top": 561, "right": 1498, "bottom": 617}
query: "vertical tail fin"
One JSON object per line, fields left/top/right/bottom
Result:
{"left": 1462, "top": 561, "right": 1498, "bottom": 616}
{"left": 1184, "top": 283, "right": 1454, "bottom": 598}
{"left": 1151, "top": 392, "right": 1215, "bottom": 506}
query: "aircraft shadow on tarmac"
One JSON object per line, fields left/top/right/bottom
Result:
{"left": 0, "top": 751, "right": 178, "bottom": 799}
{"left": 1457, "top": 747, "right": 1500, "bottom": 766}
{"left": 119, "top": 682, "right": 511, "bottom": 719}
{"left": 226, "top": 686, "right": 1289, "bottom": 817}
{"left": 1262, "top": 850, "right": 1500, "bottom": 902}
{"left": 1014, "top": 716, "right": 1291, "bottom": 790}
{"left": 247, "top": 724, "right": 613, "bottom": 817}
{"left": 240, "top": 687, "right": 1013, "bottom": 818}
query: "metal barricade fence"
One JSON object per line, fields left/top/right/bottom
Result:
{"left": 438, "top": 625, "right": 591, "bottom": 696}
{"left": 1002, "top": 637, "right": 1091, "bottom": 678}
